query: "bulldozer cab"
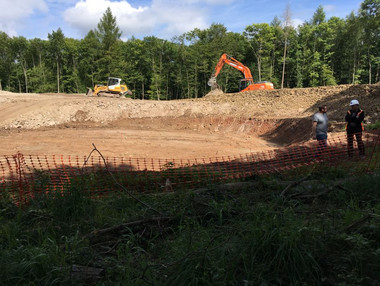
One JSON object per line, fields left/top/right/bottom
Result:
{"left": 107, "top": 77, "right": 121, "bottom": 89}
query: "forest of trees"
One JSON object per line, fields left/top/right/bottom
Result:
{"left": 0, "top": 1, "right": 378, "bottom": 100}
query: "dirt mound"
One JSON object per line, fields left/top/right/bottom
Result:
{"left": 202, "top": 84, "right": 380, "bottom": 123}
{"left": 204, "top": 88, "right": 224, "bottom": 97}
{"left": 0, "top": 84, "right": 379, "bottom": 130}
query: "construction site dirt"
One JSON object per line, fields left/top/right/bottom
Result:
{"left": 0, "top": 83, "right": 379, "bottom": 159}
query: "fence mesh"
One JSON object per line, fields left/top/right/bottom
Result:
{"left": 1, "top": 132, "right": 379, "bottom": 203}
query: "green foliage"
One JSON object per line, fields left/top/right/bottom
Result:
{"left": 0, "top": 0, "right": 378, "bottom": 95}
{"left": 367, "top": 121, "right": 380, "bottom": 130}
{"left": 96, "top": 7, "right": 122, "bottom": 52}
{"left": 1, "top": 167, "right": 380, "bottom": 285}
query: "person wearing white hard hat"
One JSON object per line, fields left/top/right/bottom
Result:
{"left": 345, "top": 99, "right": 365, "bottom": 157}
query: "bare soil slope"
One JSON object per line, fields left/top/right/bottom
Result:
{"left": 0, "top": 84, "right": 379, "bottom": 157}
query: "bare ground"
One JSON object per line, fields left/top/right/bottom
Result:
{"left": 0, "top": 84, "right": 379, "bottom": 158}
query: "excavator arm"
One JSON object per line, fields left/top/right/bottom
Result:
{"left": 208, "top": 53, "right": 253, "bottom": 90}
{"left": 208, "top": 53, "right": 274, "bottom": 92}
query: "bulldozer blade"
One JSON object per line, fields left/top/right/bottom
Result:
{"left": 119, "top": 90, "right": 132, "bottom": 97}
{"left": 86, "top": 88, "right": 93, "bottom": 97}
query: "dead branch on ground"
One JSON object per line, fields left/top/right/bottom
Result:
{"left": 82, "top": 143, "right": 163, "bottom": 216}
{"left": 344, "top": 214, "right": 380, "bottom": 232}
{"left": 86, "top": 216, "right": 173, "bottom": 238}
{"left": 280, "top": 174, "right": 311, "bottom": 197}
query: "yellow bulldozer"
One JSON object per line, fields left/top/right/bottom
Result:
{"left": 86, "top": 77, "right": 132, "bottom": 98}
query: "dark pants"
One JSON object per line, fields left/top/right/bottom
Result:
{"left": 316, "top": 134, "right": 327, "bottom": 157}
{"left": 347, "top": 132, "right": 365, "bottom": 157}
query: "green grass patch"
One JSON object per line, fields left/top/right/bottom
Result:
{"left": 1, "top": 169, "right": 380, "bottom": 285}
{"left": 366, "top": 121, "right": 380, "bottom": 130}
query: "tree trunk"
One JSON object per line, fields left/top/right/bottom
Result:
{"left": 194, "top": 64, "right": 198, "bottom": 98}
{"left": 23, "top": 67, "right": 28, "bottom": 93}
{"left": 56, "top": 59, "right": 60, "bottom": 93}
{"left": 21, "top": 61, "right": 28, "bottom": 93}
{"left": 257, "top": 56, "right": 262, "bottom": 82}
{"left": 352, "top": 55, "right": 356, "bottom": 84}
{"left": 368, "top": 48, "right": 371, "bottom": 84}
{"left": 142, "top": 80, "right": 145, "bottom": 100}
{"left": 281, "top": 39, "right": 288, "bottom": 89}
{"left": 186, "top": 69, "right": 190, "bottom": 99}
{"left": 40, "top": 54, "right": 46, "bottom": 89}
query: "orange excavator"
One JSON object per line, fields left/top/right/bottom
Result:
{"left": 208, "top": 53, "right": 274, "bottom": 92}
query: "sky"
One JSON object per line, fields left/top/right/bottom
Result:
{"left": 0, "top": 0, "right": 363, "bottom": 40}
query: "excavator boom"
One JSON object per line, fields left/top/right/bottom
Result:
{"left": 208, "top": 53, "right": 274, "bottom": 92}
{"left": 212, "top": 53, "right": 253, "bottom": 80}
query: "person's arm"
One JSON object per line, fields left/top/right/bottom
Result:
{"left": 357, "top": 110, "right": 365, "bottom": 123}
{"left": 312, "top": 121, "right": 317, "bottom": 139}
{"left": 345, "top": 111, "right": 350, "bottom": 122}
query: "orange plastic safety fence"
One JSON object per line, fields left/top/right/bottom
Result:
{"left": 1, "top": 132, "right": 379, "bottom": 204}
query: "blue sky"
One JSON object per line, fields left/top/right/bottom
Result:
{"left": 0, "top": 0, "right": 363, "bottom": 40}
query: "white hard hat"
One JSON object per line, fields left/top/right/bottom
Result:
{"left": 350, "top": 99, "right": 359, "bottom": 106}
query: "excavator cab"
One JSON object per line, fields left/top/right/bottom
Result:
{"left": 239, "top": 78, "right": 254, "bottom": 91}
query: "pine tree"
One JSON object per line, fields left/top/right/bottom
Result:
{"left": 96, "top": 7, "right": 121, "bottom": 52}
{"left": 48, "top": 28, "right": 65, "bottom": 93}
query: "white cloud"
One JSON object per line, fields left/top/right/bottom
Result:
{"left": 0, "top": 0, "right": 48, "bottom": 36}
{"left": 178, "top": 0, "right": 235, "bottom": 3}
{"left": 150, "top": 0, "right": 208, "bottom": 38}
{"left": 63, "top": 0, "right": 150, "bottom": 37}
{"left": 323, "top": 5, "right": 336, "bottom": 13}
{"left": 63, "top": 0, "right": 226, "bottom": 39}
{"left": 292, "top": 18, "right": 304, "bottom": 28}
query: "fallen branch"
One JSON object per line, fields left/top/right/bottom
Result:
{"left": 280, "top": 174, "right": 311, "bottom": 197}
{"left": 83, "top": 144, "right": 163, "bottom": 216}
{"left": 70, "top": 265, "right": 104, "bottom": 283}
{"left": 87, "top": 216, "right": 173, "bottom": 238}
{"left": 294, "top": 186, "right": 335, "bottom": 200}
{"left": 344, "top": 214, "right": 374, "bottom": 232}
{"left": 335, "top": 184, "right": 350, "bottom": 192}
{"left": 291, "top": 183, "right": 352, "bottom": 200}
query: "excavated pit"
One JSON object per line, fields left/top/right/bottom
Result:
{"left": 0, "top": 115, "right": 309, "bottom": 158}
{"left": 1, "top": 83, "right": 379, "bottom": 158}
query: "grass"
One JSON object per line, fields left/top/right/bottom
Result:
{"left": 1, "top": 168, "right": 380, "bottom": 285}
{"left": 366, "top": 121, "right": 380, "bottom": 131}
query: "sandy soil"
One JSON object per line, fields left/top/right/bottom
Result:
{"left": 0, "top": 127, "right": 276, "bottom": 158}
{"left": 0, "top": 84, "right": 379, "bottom": 158}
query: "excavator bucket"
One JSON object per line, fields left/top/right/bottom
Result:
{"left": 207, "top": 76, "right": 218, "bottom": 90}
